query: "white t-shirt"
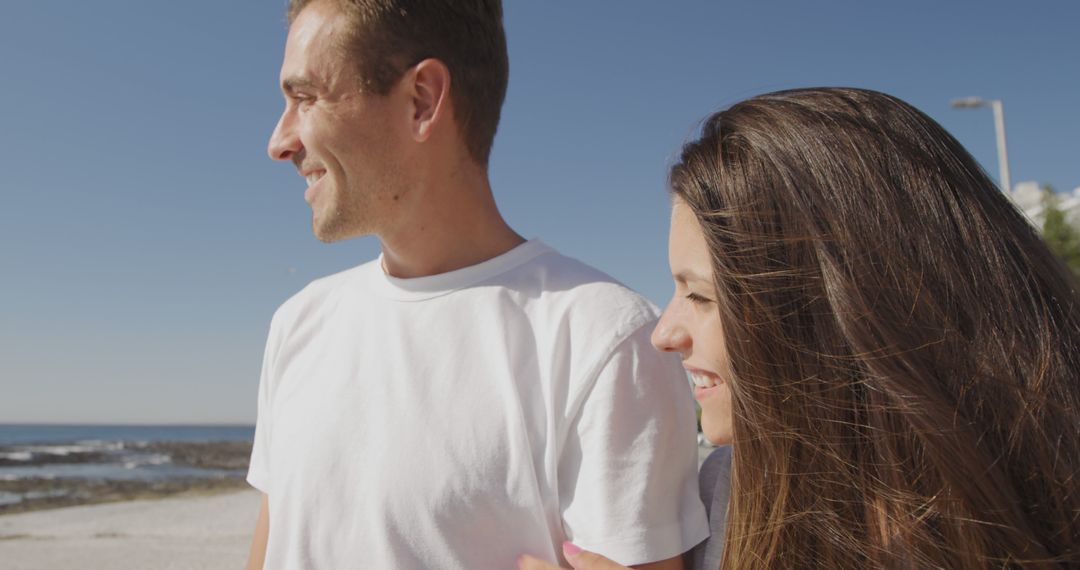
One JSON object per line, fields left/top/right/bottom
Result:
{"left": 248, "top": 239, "right": 708, "bottom": 569}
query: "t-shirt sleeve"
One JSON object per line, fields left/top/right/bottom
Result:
{"left": 246, "top": 317, "right": 279, "bottom": 494}
{"left": 558, "top": 321, "right": 710, "bottom": 565}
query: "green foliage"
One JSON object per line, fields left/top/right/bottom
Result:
{"left": 1040, "top": 185, "right": 1080, "bottom": 276}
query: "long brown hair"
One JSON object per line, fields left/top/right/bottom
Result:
{"left": 671, "top": 87, "right": 1080, "bottom": 568}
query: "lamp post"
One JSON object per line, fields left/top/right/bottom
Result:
{"left": 951, "top": 96, "right": 1011, "bottom": 194}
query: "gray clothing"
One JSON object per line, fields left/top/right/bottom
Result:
{"left": 688, "top": 445, "right": 732, "bottom": 570}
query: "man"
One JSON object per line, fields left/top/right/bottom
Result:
{"left": 245, "top": 1, "right": 707, "bottom": 568}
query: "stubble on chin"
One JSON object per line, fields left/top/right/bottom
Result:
{"left": 313, "top": 225, "right": 338, "bottom": 243}
{"left": 312, "top": 199, "right": 369, "bottom": 243}
{"left": 312, "top": 210, "right": 349, "bottom": 243}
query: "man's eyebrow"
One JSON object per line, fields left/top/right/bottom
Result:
{"left": 281, "top": 77, "right": 317, "bottom": 93}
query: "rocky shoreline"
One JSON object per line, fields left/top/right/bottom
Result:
{"left": 0, "top": 440, "right": 253, "bottom": 515}
{"left": 135, "top": 440, "right": 253, "bottom": 471}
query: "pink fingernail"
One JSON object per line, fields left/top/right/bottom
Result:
{"left": 562, "top": 541, "right": 582, "bottom": 557}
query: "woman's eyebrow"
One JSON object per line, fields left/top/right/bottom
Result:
{"left": 673, "top": 269, "right": 711, "bottom": 284}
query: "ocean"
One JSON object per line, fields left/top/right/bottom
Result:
{"left": 0, "top": 424, "right": 255, "bottom": 510}
{"left": 0, "top": 424, "right": 254, "bottom": 447}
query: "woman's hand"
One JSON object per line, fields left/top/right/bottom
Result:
{"left": 517, "top": 542, "right": 631, "bottom": 570}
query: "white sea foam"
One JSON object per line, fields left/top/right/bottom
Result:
{"left": 30, "top": 445, "right": 95, "bottom": 456}
{"left": 20, "top": 440, "right": 124, "bottom": 456}
{"left": 75, "top": 440, "right": 125, "bottom": 451}
{"left": 145, "top": 454, "right": 171, "bottom": 465}
{"left": 0, "top": 451, "right": 33, "bottom": 461}
{"left": 121, "top": 453, "right": 172, "bottom": 470}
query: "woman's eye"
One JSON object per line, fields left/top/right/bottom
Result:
{"left": 685, "top": 292, "right": 713, "bottom": 305}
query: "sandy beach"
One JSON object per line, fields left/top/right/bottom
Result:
{"left": 0, "top": 488, "right": 261, "bottom": 570}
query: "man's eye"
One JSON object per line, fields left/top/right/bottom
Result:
{"left": 685, "top": 292, "right": 713, "bottom": 305}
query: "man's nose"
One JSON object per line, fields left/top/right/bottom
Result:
{"left": 268, "top": 109, "right": 302, "bottom": 162}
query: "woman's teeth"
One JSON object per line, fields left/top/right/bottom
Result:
{"left": 306, "top": 173, "right": 324, "bottom": 186}
{"left": 690, "top": 372, "right": 719, "bottom": 388}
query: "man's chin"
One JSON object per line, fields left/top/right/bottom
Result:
{"left": 312, "top": 216, "right": 366, "bottom": 243}
{"left": 313, "top": 232, "right": 339, "bottom": 244}
{"left": 313, "top": 225, "right": 349, "bottom": 243}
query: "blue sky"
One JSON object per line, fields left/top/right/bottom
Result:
{"left": 2, "top": 1, "right": 1078, "bottom": 424}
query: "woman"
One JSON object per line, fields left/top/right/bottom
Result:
{"left": 520, "top": 87, "right": 1080, "bottom": 569}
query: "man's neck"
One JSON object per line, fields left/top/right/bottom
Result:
{"left": 377, "top": 172, "right": 525, "bottom": 279}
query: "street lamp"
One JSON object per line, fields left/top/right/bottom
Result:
{"left": 951, "top": 96, "right": 1011, "bottom": 194}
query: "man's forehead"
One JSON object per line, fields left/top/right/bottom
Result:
{"left": 279, "top": 5, "right": 348, "bottom": 86}
{"left": 287, "top": 7, "right": 333, "bottom": 49}
{"left": 285, "top": 4, "right": 348, "bottom": 56}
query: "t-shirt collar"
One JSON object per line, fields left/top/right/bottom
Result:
{"left": 363, "top": 238, "right": 551, "bottom": 301}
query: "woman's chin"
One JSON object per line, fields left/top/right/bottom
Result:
{"left": 703, "top": 434, "right": 730, "bottom": 446}
{"left": 701, "top": 419, "right": 732, "bottom": 446}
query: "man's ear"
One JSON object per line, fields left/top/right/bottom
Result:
{"left": 405, "top": 58, "right": 451, "bottom": 142}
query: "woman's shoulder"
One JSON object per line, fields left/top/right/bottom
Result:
{"left": 690, "top": 445, "right": 732, "bottom": 570}
{"left": 699, "top": 445, "right": 732, "bottom": 501}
